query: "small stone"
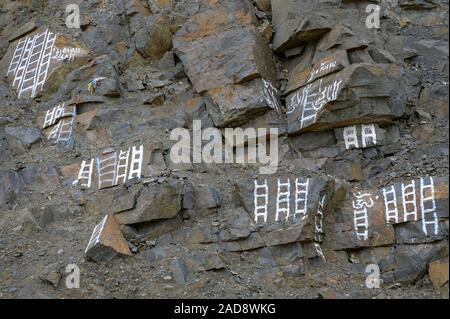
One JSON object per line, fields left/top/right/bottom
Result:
{"left": 39, "top": 268, "right": 62, "bottom": 288}
{"left": 318, "top": 288, "right": 337, "bottom": 299}
{"left": 255, "top": 0, "right": 271, "bottom": 12}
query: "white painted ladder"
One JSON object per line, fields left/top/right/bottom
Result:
{"left": 401, "top": 180, "right": 418, "bottom": 222}
{"left": 383, "top": 185, "right": 399, "bottom": 224}
{"left": 294, "top": 178, "right": 309, "bottom": 220}
{"left": 77, "top": 159, "right": 94, "bottom": 188}
{"left": 254, "top": 179, "right": 269, "bottom": 223}
{"left": 420, "top": 177, "right": 439, "bottom": 236}
{"left": 115, "top": 148, "right": 130, "bottom": 185}
{"left": 275, "top": 179, "right": 291, "bottom": 222}
{"left": 128, "top": 145, "right": 144, "bottom": 180}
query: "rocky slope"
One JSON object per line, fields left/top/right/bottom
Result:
{"left": 0, "top": 0, "right": 448, "bottom": 299}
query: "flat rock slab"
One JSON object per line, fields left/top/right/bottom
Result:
{"left": 286, "top": 63, "right": 407, "bottom": 134}
{"left": 114, "top": 179, "right": 184, "bottom": 225}
{"left": 85, "top": 214, "right": 132, "bottom": 262}
{"left": 235, "top": 174, "right": 333, "bottom": 248}
{"left": 329, "top": 175, "right": 449, "bottom": 250}
{"left": 1, "top": 28, "right": 89, "bottom": 99}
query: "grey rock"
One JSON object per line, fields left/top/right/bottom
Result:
{"left": 268, "top": 242, "right": 304, "bottom": 266}
{"left": 395, "top": 220, "right": 448, "bottom": 245}
{"left": 289, "top": 131, "right": 336, "bottom": 152}
{"left": 19, "top": 164, "right": 59, "bottom": 192}
{"left": 170, "top": 258, "right": 189, "bottom": 284}
{"left": 218, "top": 232, "right": 266, "bottom": 252}
{"left": 389, "top": 241, "right": 449, "bottom": 284}
{"left": 185, "top": 252, "right": 225, "bottom": 272}
{"left": 192, "top": 185, "right": 222, "bottom": 217}
{"left": 39, "top": 265, "right": 62, "bottom": 288}
{"left": 272, "top": 0, "right": 361, "bottom": 52}
{"left": 115, "top": 179, "right": 183, "bottom": 225}
{"left": 286, "top": 63, "right": 408, "bottom": 134}
{"left": 0, "top": 170, "right": 23, "bottom": 209}
{"left": 220, "top": 208, "right": 253, "bottom": 242}
{"left": 5, "top": 127, "right": 41, "bottom": 150}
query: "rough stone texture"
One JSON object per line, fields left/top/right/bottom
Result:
{"left": 204, "top": 78, "right": 280, "bottom": 127}
{"left": 134, "top": 14, "right": 173, "bottom": 60}
{"left": 271, "top": 0, "right": 362, "bottom": 52}
{"left": 4, "top": 127, "right": 41, "bottom": 153}
{"left": 429, "top": 257, "right": 449, "bottom": 289}
{"left": 0, "top": 170, "right": 23, "bottom": 209}
{"left": 173, "top": 0, "right": 275, "bottom": 93}
{"left": 114, "top": 179, "right": 184, "bottom": 225}
{"left": 85, "top": 214, "right": 132, "bottom": 262}
{"left": 328, "top": 176, "right": 449, "bottom": 251}
{"left": 286, "top": 63, "right": 409, "bottom": 134}
{"left": 0, "top": 0, "right": 448, "bottom": 299}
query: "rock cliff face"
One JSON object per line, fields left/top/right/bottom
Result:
{"left": 0, "top": 0, "right": 448, "bottom": 298}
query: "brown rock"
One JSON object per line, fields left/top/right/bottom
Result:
{"left": 429, "top": 257, "right": 449, "bottom": 289}
{"left": 259, "top": 20, "right": 273, "bottom": 43}
{"left": 85, "top": 214, "right": 132, "bottom": 262}
{"left": 1, "top": 28, "right": 89, "bottom": 99}
{"left": 286, "top": 50, "right": 350, "bottom": 94}
{"left": 318, "top": 287, "right": 337, "bottom": 299}
{"left": 7, "top": 19, "right": 38, "bottom": 42}
{"left": 204, "top": 78, "right": 281, "bottom": 127}
{"left": 134, "top": 14, "right": 173, "bottom": 60}
{"left": 173, "top": 0, "right": 275, "bottom": 93}
{"left": 39, "top": 266, "right": 62, "bottom": 289}
{"left": 255, "top": 0, "right": 271, "bottom": 12}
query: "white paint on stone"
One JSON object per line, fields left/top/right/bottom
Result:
{"left": 85, "top": 215, "right": 108, "bottom": 253}
{"left": 275, "top": 178, "right": 291, "bottom": 222}
{"left": 254, "top": 179, "right": 269, "bottom": 223}
{"left": 51, "top": 47, "right": 81, "bottom": 62}
{"left": 294, "top": 178, "right": 309, "bottom": 219}
{"left": 401, "top": 180, "right": 418, "bottom": 222}
{"left": 287, "top": 78, "right": 342, "bottom": 130}
{"left": 7, "top": 29, "right": 57, "bottom": 98}
{"left": 75, "top": 158, "right": 94, "bottom": 189}
{"left": 382, "top": 185, "right": 399, "bottom": 224}
{"left": 128, "top": 144, "right": 144, "bottom": 180}
{"left": 352, "top": 192, "right": 374, "bottom": 241}
{"left": 343, "top": 125, "right": 359, "bottom": 149}
{"left": 420, "top": 177, "right": 439, "bottom": 236}
{"left": 97, "top": 152, "right": 118, "bottom": 189}
{"left": 361, "top": 124, "right": 377, "bottom": 148}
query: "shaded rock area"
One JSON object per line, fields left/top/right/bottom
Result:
{"left": 0, "top": 0, "right": 448, "bottom": 299}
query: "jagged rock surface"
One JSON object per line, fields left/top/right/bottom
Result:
{"left": 0, "top": 0, "right": 448, "bottom": 299}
